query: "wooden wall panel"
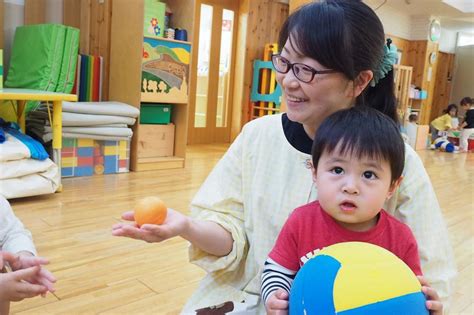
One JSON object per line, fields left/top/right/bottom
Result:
{"left": 89, "top": 0, "right": 111, "bottom": 100}
{"left": 289, "top": 0, "right": 309, "bottom": 13}
{"left": 234, "top": 0, "right": 288, "bottom": 135}
{"left": 108, "top": 0, "right": 144, "bottom": 170}
{"left": 431, "top": 52, "right": 455, "bottom": 122}
{"left": 387, "top": 34, "right": 410, "bottom": 66}
{"left": 24, "top": 0, "right": 46, "bottom": 24}
{"left": 63, "top": 0, "right": 111, "bottom": 100}
{"left": 406, "top": 40, "right": 439, "bottom": 124}
{"left": 63, "top": 0, "right": 82, "bottom": 29}
{"left": 0, "top": 1, "right": 4, "bottom": 49}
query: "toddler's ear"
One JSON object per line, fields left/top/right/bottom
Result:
{"left": 310, "top": 162, "right": 317, "bottom": 183}
{"left": 387, "top": 176, "right": 403, "bottom": 199}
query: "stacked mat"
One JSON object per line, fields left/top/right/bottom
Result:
{"left": 0, "top": 121, "right": 59, "bottom": 199}
{"left": 27, "top": 101, "right": 139, "bottom": 177}
{"left": 28, "top": 101, "right": 139, "bottom": 142}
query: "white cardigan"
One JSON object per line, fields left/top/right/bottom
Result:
{"left": 0, "top": 196, "right": 36, "bottom": 255}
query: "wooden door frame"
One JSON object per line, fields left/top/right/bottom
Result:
{"left": 187, "top": 0, "right": 239, "bottom": 144}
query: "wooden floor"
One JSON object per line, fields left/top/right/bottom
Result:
{"left": 8, "top": 145, "right": 474, "bottom": 314}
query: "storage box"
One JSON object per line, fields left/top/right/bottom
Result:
{"left": 61, "top": 138, "right": 130, "bottom": 177}
{"left": 140, "top": 103, "right": 172, "bottom": 124}
{"left": 415, "top": 125, "right": 430, "bottom": 150}
{"left": 143, "top": 0, "right": 166, "bottom": 38}
{"left": 138, "top": 123, "right": 175, "bottom": 158}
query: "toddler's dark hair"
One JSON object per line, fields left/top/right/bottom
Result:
{"left": 312, "top": 106, "right": 405, "bottom": 183}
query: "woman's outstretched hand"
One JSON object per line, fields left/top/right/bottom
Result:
{"left": 112, "top": 208, "right": 190, "bottom": 243}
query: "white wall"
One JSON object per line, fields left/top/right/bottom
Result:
{"left": 366, "top": 2, "right": 412, "bottom": 39}
{"left": 450, "top": 45, "right": 474, "bottom": 104}
{"left": 3, "top": 1, "right": 24, "bottom": 78}
{"left": 3, "top": 0, "right": 64, "bottom": 77}
{"left": 439, "top": 28, "right": 457, "bottom": 53}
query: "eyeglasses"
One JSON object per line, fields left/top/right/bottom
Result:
{"left": 271, "top": 54, "right": 337, "bottom": 83}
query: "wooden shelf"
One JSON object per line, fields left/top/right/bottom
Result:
{"left": 143, "top": 35, "right": 191, "bottom": 45}
{"left": 135, "top": 156, "right": 185, "bottom": 171}
{"left": 109, "top": 0, "right": 194, "bottom": 172}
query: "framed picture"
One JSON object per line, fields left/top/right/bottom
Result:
{"left": 141, "top": 37, "right": 191, "bottom": 104}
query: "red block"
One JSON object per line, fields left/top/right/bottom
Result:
{"left": 119, "top": 159, "right": 128, "bottom": 168}
{"left": 77, "top": 156, "right": 93, "bottom": 166}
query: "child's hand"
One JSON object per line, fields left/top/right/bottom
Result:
{"left": 0, "top": 266, "right": 48, "bottom": 302}
{"left": 112, "top": 208, "right": 190, "bottom": 243}
{"left": 418, "top": 276, "right": 443, "bottom": 315}
{"left": 8, "top": 252, "right": 56, "bottom": 293}
{"left": 265, "top": 289, "right": 289, "bottom": 315}
{"left": 0, "top": 251, "right": 16, "bottom": 270}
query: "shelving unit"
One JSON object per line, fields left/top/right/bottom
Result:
{"left": 108, "top": 0, "right": 194, "bottom": 171}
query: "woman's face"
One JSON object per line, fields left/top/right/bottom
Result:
{"left": 276, "top": 39, "right": 355, "bottom": 137}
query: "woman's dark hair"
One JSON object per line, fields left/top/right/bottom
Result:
{"left": 444, "top": 104, "right": 458, "bottom": 115}
{"left": 279, "top": 0, "right": 398, "bottom": 124}
{"left": 460, "top": 97, "right": 472, "bottom": 106}
{"left": 312, "top": 106, "right": 405, "bottom": 184}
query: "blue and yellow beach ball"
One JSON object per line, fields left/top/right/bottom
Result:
{"left": 289, "top": 242, "right": 428, "bottom": 315}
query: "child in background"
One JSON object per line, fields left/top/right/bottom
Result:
{"left": 459, "top": 97, "right": 474, "bottom": 152}
{"left": 405, "top": 113, "right": 419, "bottom": 149}
{"left": 261, "top": 107, "right": 443, "bottom": 314}
{"left": 0, "top": 196, "right": 56, "bottom": 314}
{"left": 430, "top": 104, "right": 458, "bottom": 141}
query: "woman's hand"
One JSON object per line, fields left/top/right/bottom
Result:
{"left": 418, "top": 276, "right": 443, "bottom": 315}
{"left": 112, "top": 208, "right": 190, "bottom": 243}
{"left": 265, "top": 289, "right": 289, "bottom": 315}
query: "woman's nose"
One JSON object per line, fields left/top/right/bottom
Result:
{"left": 279, "top": 69, "right": 300, "bottom": 88}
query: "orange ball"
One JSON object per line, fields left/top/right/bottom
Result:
{"left": 134, "top": 197, "right": 167, "bottom": 227}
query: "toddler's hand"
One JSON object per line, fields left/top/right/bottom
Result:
{"left": 418, "top": 276, "right": 443, "bottom": 315}
{"left": 265, "top": 289, "right": 289, "bottom": 315}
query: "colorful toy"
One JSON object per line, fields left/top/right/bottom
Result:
{"left": 432, "top": 137, "right": 457, "bottom": 153}
{"left": 289, "top": 242, "right": 428, "bottom": 315}
{"left": 134, "top": 196, "right": 167, "bottom": 227}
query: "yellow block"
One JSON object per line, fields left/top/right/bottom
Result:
{"left": 119, "top": 140, "right": 128, "bottom": 150}
{"left": 120, "top": 150, "right": 130, "bottom": 159}
{"left": 62, "top": 157, "right": 78, "bottom": 167}
{"left": 104, "top": 146, "right": 119, "bottom": 156}
{"left": 78, "top": 139, "right": 94, "bottom": 147}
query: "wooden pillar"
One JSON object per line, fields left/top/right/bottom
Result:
{"left": 0, "top": 1, "right": 4, "bottom": 49}
{"left": 24, "top": 0, "right": 46, "bottom": 24}
{"left": 289, "top": 0, "right": 310, "bottom": 13}
{"left": 63, "top": 0, "right": 112, "bottom": 100}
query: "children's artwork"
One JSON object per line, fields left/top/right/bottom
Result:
{"left": 144, "top": 0, "right": 165, "bottom": 38}
{"left": 141, "top": 37, "right": 190, "bottom": 104}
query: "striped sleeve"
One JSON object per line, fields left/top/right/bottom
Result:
{"left": 261, "top": 258, "right": 297, "bottom": 304}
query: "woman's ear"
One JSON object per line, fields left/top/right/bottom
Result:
{"left": 387, "top": 176, "right": 403, "bottom": 199}
{"left": 353, "top": 70, "right": 373, "bottom": 97}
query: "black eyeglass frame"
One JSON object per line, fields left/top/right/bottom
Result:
{"left": 271, "top": 54, "right": 338, "bottom": 83}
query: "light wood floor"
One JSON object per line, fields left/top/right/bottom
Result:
{"left": 8, "top": 145, "right": 474, "bottom": 314}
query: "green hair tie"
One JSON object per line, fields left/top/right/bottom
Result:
{"left": 370, "top": 40, "right": 398, "bottom": 87}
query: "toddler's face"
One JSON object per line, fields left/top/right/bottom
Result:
{"left": 313, "top": 148, "right": 400, "bottom": 232}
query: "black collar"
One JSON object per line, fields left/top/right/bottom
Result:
{"left": 282, "top": 113, "right": 313, "bottom": 154}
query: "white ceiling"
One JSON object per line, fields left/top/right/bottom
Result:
{"left": 366, "top": 0, "right": 474, "bottom": 32}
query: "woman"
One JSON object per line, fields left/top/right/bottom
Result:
{"left": 113, "top": 1, "right": 455, "bottom": 313}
